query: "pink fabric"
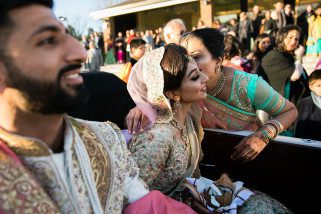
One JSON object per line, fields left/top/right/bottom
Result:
{"left": 0, "top": 140, "right": 23, "bottom": 165}
{"left": 124, "top": 190, "right": 197, "bottom": 214}
{"left": 117, "top": 50, "right": 124, "bottom": 62}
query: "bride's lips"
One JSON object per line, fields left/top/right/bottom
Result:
{"left": 200, "top": 86, "right": 207, "bottom": 92}
{"left": 61, "top": 69, "right": 83, "bottom": 85}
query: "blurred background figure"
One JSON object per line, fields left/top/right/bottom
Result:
{"left": 115, "top": 32, "right": 125, "bottom": 63}
{"left": 86, "top": 41, "right": 103, "bottom": 72}
{"left": 143, "top": 29, "right": 155, "bottom": 50}
{"left": 238, "top": 12, "right": 252, "bottom": 54}
{"left": 197, "top": 19, "right": 206, "bottom": 29}
{"left": 125, "top": 29, "right": 136, "bottom": 61}
{"left": 284, "top": 4, "right": 294, "bottom": 25}
{"left": 163, "top": 19, "right": 186, "bottom": 45}
{"left": 297, "top": 4, "right": 314, "bottom": 47}
{"left": 104, "top": 33, "right": 116, "bottom": 65}
{"left": 260, "top": 10, "right": 277, "bottom": 37}
{"left": 226, "top": 18, "right": 238, "bottom": 36}
{"left": 306, "top": 5, "right": 321, "bottom": 57}
{"left": 212, "top": 19, "right": 223, "bottom": 31}
{"left": 274, "top": 2, "right": 286, "bottom": 30}
{"left": 223, "top": 34, "right": 251, "bottom": 72}
{"left": 80, "top": 35, "right": 89, "bottom": 50}
{"left": 251, "top": 5, "right": 264, "bottom": 40}
{"left": 119, "top": 38, "right": 146, "bottom": 83}
{"left": 247, "top": 33, "right": 272, "bottom": 74}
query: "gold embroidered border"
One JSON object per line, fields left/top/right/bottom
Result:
{"left": 71, "top": 119, "right": 111, "bottom": 208}
{"left": 206, "top": 97, "right": 258, "bottom": 123}
{"left": 269, "top": 95, "right": 286, "bottom": 116}
{"left": 0, "top": 128, "right": 50, "bottom": 157}
{"left": 0, "top": 150, "right": 59, "bottom": 213}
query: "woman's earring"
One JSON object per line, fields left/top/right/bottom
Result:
{"left": 215, "top": 65, "right": 221, "bottom": 74}
{"left": 173, "top": 97, "right": 181, "bottom": 114}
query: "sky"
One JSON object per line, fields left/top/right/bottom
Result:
{"left": 53, "top": 0, "right": 103, "bottom": 35}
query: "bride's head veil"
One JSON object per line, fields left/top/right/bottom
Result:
{"left": 127, "top": 47, "right": 173, "bottom": 127}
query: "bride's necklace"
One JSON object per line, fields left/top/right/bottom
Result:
{"left": 208, "top": 70, "right": 226, "bottom": 97}
{"left": 170, "top": 118, "right": 188, "bottom": 143}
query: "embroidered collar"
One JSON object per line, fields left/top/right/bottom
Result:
{"left": 0, "top": 115, "right": 73, "bottom": 157}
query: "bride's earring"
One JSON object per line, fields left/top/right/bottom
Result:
{"left": 172, "top": 96, "right": 181, "bottom": 114}
{"left": 215, "top": 65, "right": 221, "bottom": 74}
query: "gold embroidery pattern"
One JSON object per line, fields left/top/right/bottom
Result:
{"left": 0, "top": 150, "right": 60, "bottom": 214}
{"left": 206, "top": 97, "right": 258, "bottom": 123}
{"left": 229, "top": 74, "right": 254, "bottom": 112}
{"left": 0, "top": 127, "right": 50, "bottom": 157}
{"left": 90, "top": 121, "right": 129, "bottom": 213}
{"left": 22, "top": 157, "right": 78, "bottom": 213}
{"left": 268, "top": 95, "right": 286, "bottom": 116}
{"left": 71, "top": 120, "right": 111, "bottom": 209}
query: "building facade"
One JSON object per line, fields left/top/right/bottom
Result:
{"left": 90, "top": 0, "right": 320, "bottom": 38}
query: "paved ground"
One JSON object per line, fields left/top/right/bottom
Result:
{"left": 82, "top": 55, "right": 320, "bottom": 77}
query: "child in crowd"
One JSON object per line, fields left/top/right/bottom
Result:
{"left": 295, "top": 69, "right": 321, "bottom": 141}
{"left": 119, "top": 38, "right": 146, "bottom": 83}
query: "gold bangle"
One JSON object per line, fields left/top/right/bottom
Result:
{"left": 256, "top": 130, "right": 270, "bottom": 145}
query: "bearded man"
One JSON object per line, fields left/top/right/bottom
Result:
{"left": 0, "top": 1, "right": 195, "bottom": 213}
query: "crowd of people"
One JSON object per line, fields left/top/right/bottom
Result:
{"left": 81, "top": 2, "right": 321, "bottom": 72}
{"left": 1, "top": 0, "right": 321, "bottom": 213}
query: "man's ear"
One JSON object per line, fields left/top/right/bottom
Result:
{"left": 0, "top": 62, "right": 8, "bottom": 92}
{"left": 166, "top": 33, "right": 171, "bottom": 41}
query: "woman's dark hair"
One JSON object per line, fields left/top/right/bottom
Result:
{"left": 182, "top": 28, "right": 225, "bottom": 59}
{"left": 223, "top": 34, "right": 244, "bottom": 60}
{"left": 161, "top": 44, "right": 189, "bottom": 92}
{"left": 252, "top": 33, "right": 271, "bottom": 60}
{"left": 275, "top": 25, "right": 302, "bottom": 53}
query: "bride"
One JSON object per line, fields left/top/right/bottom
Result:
{"left": 127, "top": 44, "right": 292, "bottom": 213}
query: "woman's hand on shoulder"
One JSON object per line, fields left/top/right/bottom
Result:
{"left": 125, "top": 106, "right": 149, "bottom": 134}
{"left": 231, "top": 132, "right": 267, "bottom": 162}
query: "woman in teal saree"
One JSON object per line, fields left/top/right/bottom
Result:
{"left": 179, "top": 28, "right": 298, "bottom": 161}
{"left": 127, "top": 28, "right": 298, "bottom": 162}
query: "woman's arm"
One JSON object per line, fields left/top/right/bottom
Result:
{"left": 231, "top": 76, "right": 298, "bottom": 161}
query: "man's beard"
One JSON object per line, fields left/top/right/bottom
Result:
{"left": 4, "top": 57, "right": 89, "bottom": 115}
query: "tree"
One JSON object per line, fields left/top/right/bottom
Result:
{"left": 67, "top": 24, "right": 82, "bottom": 40}
{"left": 87, "top": 27, "right": 95, "bottom": 36}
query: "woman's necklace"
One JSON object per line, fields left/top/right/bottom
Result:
{"left": 170, "top": 118, "right": 188, "bottom": 144}
{"left": 208, "top": 70, "right": 226, "bottom": 97}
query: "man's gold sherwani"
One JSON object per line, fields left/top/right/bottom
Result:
{"left": 0, "top": 116, "right": 148, "bottom": 214}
